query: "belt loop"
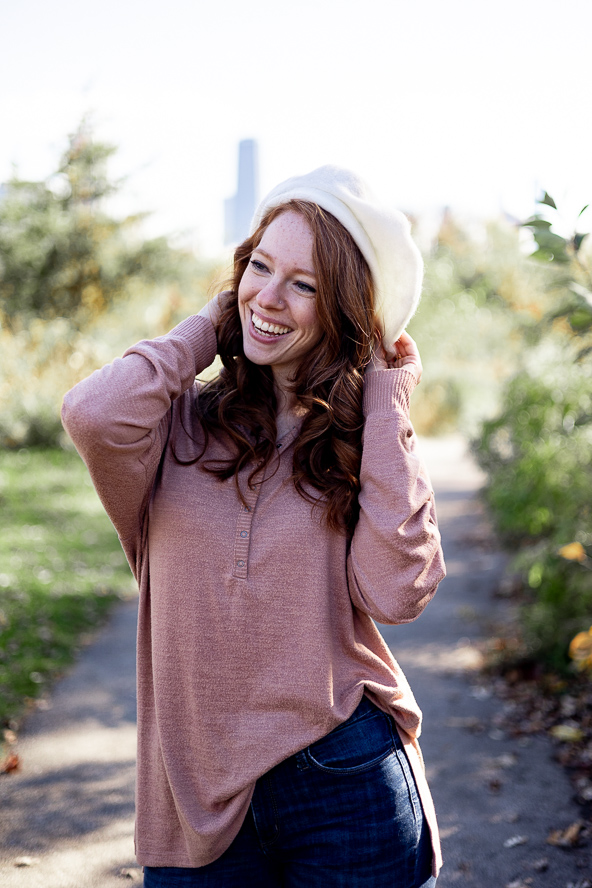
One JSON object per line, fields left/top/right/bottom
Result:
{"left": 295, "top": 749, "right": 310, "bottom": 770}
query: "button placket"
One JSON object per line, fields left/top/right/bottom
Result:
{"left": 232, "top": 484, "right": 260, "bottom": 579}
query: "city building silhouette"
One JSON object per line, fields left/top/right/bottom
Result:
{"left": 224, "top": 139, "right": 259, "bottom": 245}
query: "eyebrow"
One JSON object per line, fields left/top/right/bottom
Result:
{"left": 253, "top": 247, "right": 316, "bottom": 279}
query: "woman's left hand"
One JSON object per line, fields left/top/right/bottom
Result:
{"left": 369, "top": 331, "right": 422, "bottom": 384}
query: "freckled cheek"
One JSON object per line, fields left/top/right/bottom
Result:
{"left": 237, "top": 288, "right": 253, "bottom": 325}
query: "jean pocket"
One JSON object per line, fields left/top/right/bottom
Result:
{"left": 305, "top": 706, "right": 396, "bottom": 774}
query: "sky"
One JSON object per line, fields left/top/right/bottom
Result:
{"left": 1, "top": 0, "right": 591, "bottom": 256}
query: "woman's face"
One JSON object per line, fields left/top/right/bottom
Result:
{"left": 238, "top": 210, "right": 322, "bottom": 388}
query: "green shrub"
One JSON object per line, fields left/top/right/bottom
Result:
{"left": 474, "top": 193, "right": 592, "bottom": 669}
{"left": 475, "top": 352, "right": 592, "bottom": 667}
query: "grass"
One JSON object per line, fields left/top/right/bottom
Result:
{"left": 0, "top": 447, "right": 135, "bottom": 733}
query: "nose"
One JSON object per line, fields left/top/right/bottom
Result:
{"left": 255, "top": 280, "right": 284, "bottom": 310}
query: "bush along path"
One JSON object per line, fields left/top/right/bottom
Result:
{"left": 0, "top": 436, "right": 591, "bottom": 887}
{"left": 473, "top": 191, "right": 592, "bottom": 677}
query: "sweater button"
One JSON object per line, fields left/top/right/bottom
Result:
{"left": 240, "top": 530, "right": 248, "bottom": 538}
{"left": 237, "top": 560, "right": 245, "bottom": 567}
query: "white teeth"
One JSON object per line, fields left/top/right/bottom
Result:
{"left": 251, "top": 312, "right": 290, "bottom": 336}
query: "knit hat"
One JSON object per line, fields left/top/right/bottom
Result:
{"left": 250, "top": 165, "right": 423, "bottom": 351}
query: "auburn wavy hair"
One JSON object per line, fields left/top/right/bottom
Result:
{"left": 176, "top": 199, "right": 378, "bottom": 534}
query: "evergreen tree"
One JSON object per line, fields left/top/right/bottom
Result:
{"left": 0, "top": 120, "right": 172, "bottom": 328}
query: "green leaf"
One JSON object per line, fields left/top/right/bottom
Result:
{"left": 569, "top": 309, "right": 592, "bottom": 332}
{"left": 578, "top": 204, "right": 589, "bottom": 218}
{"left": 532, "top": 230, "right": 569, "bottom": 261}
{"left": 522, "top": 217, "right": 553, "bottom": 230}
{"left": 535, "top": 230, "right": 566, "bottom": 247}
{"left": 539, "top": 191, "right": 557, "bottom": 210}
{"left": 530, "top": 248, "right": 555, "bottom": 262}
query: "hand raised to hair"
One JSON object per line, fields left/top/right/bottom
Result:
{"left": 197, "top": 290, "right": 232, "bottom": 330}
{"left": 369, "top": 330, "right": 422, "bottom": 384}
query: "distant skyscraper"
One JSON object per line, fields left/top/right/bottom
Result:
{"left": 224, "top": 139, "right": 259, "bottom": 245}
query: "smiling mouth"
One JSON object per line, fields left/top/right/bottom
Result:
{"left": 250, "top": 310, "right": 292, "bottom": 338}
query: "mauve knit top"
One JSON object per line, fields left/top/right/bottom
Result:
{"left": 61, "top": 314, "right": 446, "bottom": 876}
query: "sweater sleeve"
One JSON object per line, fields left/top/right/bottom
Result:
{"left": 61, "top": 315, "right": 217, "bottom": 569}
{"left": 346, "top": 368, "right": 446, "bottom": 625}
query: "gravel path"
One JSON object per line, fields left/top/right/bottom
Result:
{"left": 0, "top": 436, "right": 589, "bottom": 887}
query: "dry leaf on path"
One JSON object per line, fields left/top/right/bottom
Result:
{"left": 549, "top": 724, "right": 585, "bottom": 742}
{"left": 119, "top": 868, "right": 143, "bottom": 882}
{"left": 546, "top": 821, "right": 584, "bottom": 847}
{"left": 1, "top": 752, "right": 20, "bottom": 774}
{"left": 531, "top": 856, "right": 549, "bottom": 871}
{"left": 504, "top": 834, "right": 529, "bottom": 848}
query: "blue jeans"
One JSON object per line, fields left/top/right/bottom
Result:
{"left": 143, "top": 696, "right": 436, "bottom": 887}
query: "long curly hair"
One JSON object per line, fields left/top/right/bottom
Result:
{"left": 176, "top": 199, "right": 378, "bottom": 534}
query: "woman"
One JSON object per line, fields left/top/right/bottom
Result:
{"left": 62, "top": 165, "right": 445, "bottom": 887}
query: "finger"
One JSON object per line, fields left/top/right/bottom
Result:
{"left": 393, "top": 331, "right": 418, "bottom": 357}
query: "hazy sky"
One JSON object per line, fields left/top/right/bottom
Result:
{"left": 2, "top": 0, "right": 591, "bottom": 254}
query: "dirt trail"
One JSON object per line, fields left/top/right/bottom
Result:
{"left": 0, "top": 436, "right": 589, "bottom": 887}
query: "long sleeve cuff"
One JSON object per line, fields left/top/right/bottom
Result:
{"left": 167, "top": 314, "right": 218, "bottom": 374}
{"left": 363, "top": 368, "right": 417, "bottom": 416}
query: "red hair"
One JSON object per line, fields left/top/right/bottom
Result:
{"left": 175, "top": 200, "right": 378, "bottom": 534}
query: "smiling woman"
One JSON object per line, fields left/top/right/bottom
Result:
{"left": 62, "top": 165, "right": 444, "bottom": 887}
{"left": 190, "top": 195, "right": 380, "bottom": 532}
{"left": 238, "top": 210, "right": 322, "bottom": 388}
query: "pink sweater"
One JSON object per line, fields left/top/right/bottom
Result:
{"left": 62, "top": 314, "right": 446, "bottom": 876}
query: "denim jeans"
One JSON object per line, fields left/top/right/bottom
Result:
{"left": 143, "top": 696, "right": 436, "bottom": 887}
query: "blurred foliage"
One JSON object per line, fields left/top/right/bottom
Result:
{"left": 0, "top": 120, "right": 221, "bottom": 448}
{"left": 409, "top": 211, "right": 550, "bottom": 435}
{"left": 473, "top": 193, "right": 592, "bottom": 670}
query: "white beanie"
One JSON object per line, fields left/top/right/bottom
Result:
{"left": 250, "top": 165, "right": 423, "bottom": 351}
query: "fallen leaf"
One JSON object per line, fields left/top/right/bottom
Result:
{"left": 14, "top": 857, "right": 40, "bottom": 867}
{"left": 531, "top": 856, "right": 549, "bottom": 872}
{"left": 549, "top": 724, "right": 584, "bottom": 742}
{"left": 119, "top": 868, "right": 143, "bottom": 882}
{"left": 1, "top": 753, "right": 20, "bottom": 774}
{"left": 494, "top": 753, "right": 518, "bottom": 768}
{"left": 547, "top": 821, "right": 583, "bottom": 847}
{"left": 504, "top": 834, "right": 529, "bottom": 848}
{"left": 490, "top": 811, "right": 520, "bottom": 824}
{"left": 577, "top": 783, "right": 592, "bottom": 802}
